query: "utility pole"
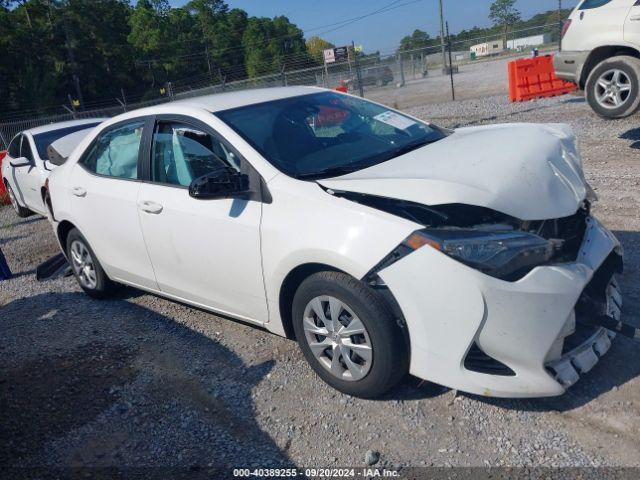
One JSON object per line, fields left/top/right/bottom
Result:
{"left": 446, "top": 22, "right": 455, "bottom": 101}
{"left": 352, "top": 41, "right": 364, "bottom": 98}
{"left": 558, "top": 0, "right": 563, "bottom": 51}
{"left": 439, "top": 0, "right": 447, "bottom": 74}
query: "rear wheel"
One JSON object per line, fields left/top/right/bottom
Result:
{"left": 586, "top": 56, "right": 640, "bottom": 119}
{"left": 292, "top": 271, "right": 408, "bottom": 398}
{"left": 66, "top": 228, "right": 116, "bottom": 299}
{"left": 5, "top": 182, "right": 33, "bottom": 218}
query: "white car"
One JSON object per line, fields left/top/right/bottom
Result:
{"left": 554, "top": 0, "right": 640, "bottom": 118}
{"left": 45, "top": 87, "right": 625, "bottom": 398}
{"left": 2, "top": 119, "right": 103, "bottom": 217}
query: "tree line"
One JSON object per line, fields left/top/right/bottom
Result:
{"left": 0, "top": 0, "right": 314, "bottom": 118}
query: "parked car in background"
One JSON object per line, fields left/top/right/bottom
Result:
{"left": 2, "top": 119, "right": 103, "bottom": 217}
{"left": 347, "top": 65, "right": 394, "bottom": 90}
{"left": 554, "top": 0, "right": 640, "bottom": 118}
{"left": 45, "top": 87, "right": 624, "bottom": 399}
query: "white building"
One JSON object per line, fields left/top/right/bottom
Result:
{"left": 470, "top": 40, "right": 504, "bottom": 58}
{"left": 507, "top": 33, "right": 552, "bottom": 50}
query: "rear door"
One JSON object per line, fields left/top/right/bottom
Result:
{"left": 571, "top": 0, "right": 632, "bottom": 48}
{"left": 67, "top": 118, "right": 158, "bottom": 289}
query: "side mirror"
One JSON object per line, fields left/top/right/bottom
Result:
{"left": 10, "top": 157, "right": 31, "bottom": 168}
{"left": 189, "top": 167, "right": 250, "bottom": 200}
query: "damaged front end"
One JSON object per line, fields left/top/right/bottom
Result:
{"left": 331, "top": 190, "right": 635, "bottom": 395}
{"left": 330, "top": 190, "right": 592, "bottom": 283}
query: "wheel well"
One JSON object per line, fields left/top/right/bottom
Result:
{"left": 278, "top": 263, "right": 341, "bottom": 340}
{"left": 580, "top": 46, "right": 640, "bottom": 88}
{"left": 56, "top": 220, "right": 76, "bottom": 254}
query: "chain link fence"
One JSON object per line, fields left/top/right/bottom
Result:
{"left": 0, "top": 22, "right": 561, "bottom": 150}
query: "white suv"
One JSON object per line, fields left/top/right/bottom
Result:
{"left": 554, "top": 0, "right": 640, "bottom": 118}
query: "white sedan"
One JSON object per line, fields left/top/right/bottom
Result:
{"left": 2, "top": 119, "right": 103, "bottom": 217}
{"left": 45, "top": 87, "right": 625, "bottom": 398}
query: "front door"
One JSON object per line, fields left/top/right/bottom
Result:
{"left": 137, "top": 118, "right": 267, "bottom": 323}
{"left": 624, "top": 1, "right": 640, "bottom": 47}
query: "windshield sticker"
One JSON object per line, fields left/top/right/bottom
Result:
{"left": 374, "top": 111, "right": 416, "bottom": 130}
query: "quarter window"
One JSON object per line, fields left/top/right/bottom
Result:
{"left": 21, "top": 137, "right": 34, "bottom": 163}
{"left": 151, "top": 121, "right": 240, "bottom": 187}
{"left": 80, "top": 121, "right": 144, "bottom": 180}
{"left": 579, "top": 0, "right": 612, "bottom": 9}
{"left": 7, "top": 135, "right": 21, "bottom": 158}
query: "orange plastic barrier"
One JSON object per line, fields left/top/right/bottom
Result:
{"left": 0, "top": 151, "right": 8, "bottom": 205}
{"left": 508, "top": 55, "right": 577, "bottom": 102}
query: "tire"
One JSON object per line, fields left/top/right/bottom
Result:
{"left": 585, "top": 55, "right": 640, "bottom": 119}
{"left": 292, "top": 271, "right": 408, "bottom": 398}
{"left": 5, "top": 181, "right": 33, "bottom": 218}
{"left": 66, "top": 228, "right": 116, "bottom": 299}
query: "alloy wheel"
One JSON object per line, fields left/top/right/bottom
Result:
{"left": 302, "top": 295, "right": 373, "bottom": 381}
{"left": 595, "top": 69, "right": 632, "bottom": 109}
{"left": 69, "top": 240, "right": 98, "bottom": 289}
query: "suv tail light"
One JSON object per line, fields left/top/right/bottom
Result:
{"left": 561, "top": 19, "right": 572, "bottom": 39}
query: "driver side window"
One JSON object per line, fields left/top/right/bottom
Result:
{"left": 150, "top": 121, "right": 240, "bottom": 187}
{"left": 8, "top": 135, "right": 21, "bottom": 158}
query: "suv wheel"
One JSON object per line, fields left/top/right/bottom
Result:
{"left": 5, "top": 181, "right": 33, "bottom": 218}
{"left": 586, "top": 55, "right": 640, "bottom": 119}
{"left": 66, "top": 228, "right": 116, "bottom": 299}
{"left": 292, "top": 271, "right": 408, "bottom": 398}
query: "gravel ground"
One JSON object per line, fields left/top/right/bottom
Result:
{"left": 1, "top": 62, "right": 640, "bottom": 473}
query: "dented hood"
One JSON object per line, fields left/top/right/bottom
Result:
{"left": 318, "top": 123, "right": 588, "bottom": 221}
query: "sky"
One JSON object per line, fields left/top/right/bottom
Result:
{"left": 169, "top": 0, "right": 579, "bottom": 54}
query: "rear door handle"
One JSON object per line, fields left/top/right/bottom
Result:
{"left": 138, "top": 200, "right": 163, "bottom": 214}
{"left": 71, "top": 186, "right": 86, "bottom": 197}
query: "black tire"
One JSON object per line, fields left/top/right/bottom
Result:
{"left": 292, "top": 271, "right": 408, "bottom": 398}
{"left": 5, "top": 181, "right": 33, "bottom": 218}
{"left": 66, "top": 228, "right": 116, "bottom": 299}
{"left": 585, "top": 55, "right": 640, "bottom": 119}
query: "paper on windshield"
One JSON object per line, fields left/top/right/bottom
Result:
{"left": 374, "top": 111, "right": 416, "bottom": 130}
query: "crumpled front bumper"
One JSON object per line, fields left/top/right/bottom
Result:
{"left": 379, "top": 216, "right": 623, "bottom": 398}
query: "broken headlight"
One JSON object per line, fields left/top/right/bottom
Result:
{"left": 404, "top": 229, "right": 556, "bottom": 280}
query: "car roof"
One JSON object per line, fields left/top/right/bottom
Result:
{"left": 26, "top": 118, "right": 106, "bottom": 136}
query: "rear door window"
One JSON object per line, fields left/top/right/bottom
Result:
{"left": 579, "top": 0, "right": 613, "bottom": 9}
{"left": 79, "top": 121, "right": 145, "bottom": 180}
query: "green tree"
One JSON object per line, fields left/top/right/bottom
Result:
{"left": 306, "top": 35, "right": 334, "bottom": 64}
{"left": 399, "top": 29, "right": 431, "bottom": 53}
{"left": 489, "top": 0, "right": 521, "bottom": 48}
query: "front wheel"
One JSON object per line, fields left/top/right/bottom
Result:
{"left": 66, "top": 228, "right": 116, "bottom": 299}
{"left": 5, "top": 182, "right": 33, "bottom": 218}
{"left": 585, "top": 55, "right": 640, "bottom": 119}
{"left": 292, "top": 271, "right": 408, "bottom": 398}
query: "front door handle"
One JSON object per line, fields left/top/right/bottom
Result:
{"left": 630, "top": 14, "right": 640, "bottom": 21}
{"left": 138, "top": 200, "right": 163, "bottom": 214}
{"left": 71, "top": 186, "right": 87, "bottom": 197}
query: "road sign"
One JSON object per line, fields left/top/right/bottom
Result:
{"left": 323, "top": 48, "right": 336, "bottom": 64}
{"left": 324, "top": 46, "right": 350, "bottom": 64}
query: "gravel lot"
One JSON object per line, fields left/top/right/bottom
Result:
{"left": 1, "top": 59, "right": 640, "bottom": 473}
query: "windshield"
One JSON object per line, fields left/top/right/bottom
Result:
{"left": 33, "top": 123, "right": 100, "bottom": 159}
{"left": 217, "top": 92, "right": 447, "bottom": 179}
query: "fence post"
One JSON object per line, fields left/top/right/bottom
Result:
{"left": 281, "top": 64, "right": 287, "bottom": 87}
{"left": 398, "top": 54, "right": 405, "bottom": 87}
{"left": 446, "top": 21, "right": 455, "bottom": 101}
{"left": 65, "top": 94, "right": 77, "bottom": 119}
{"left": 352, "top": 41, "right": 364, "bottom": 98}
